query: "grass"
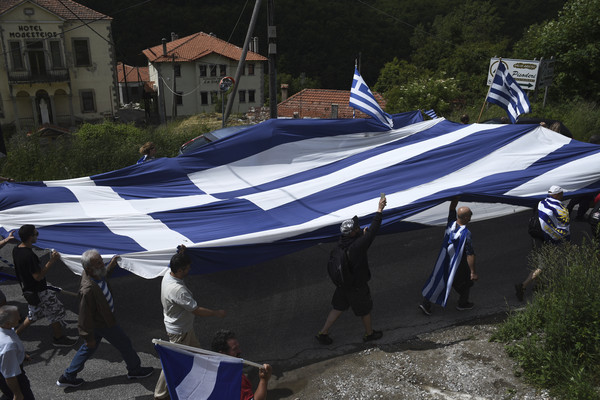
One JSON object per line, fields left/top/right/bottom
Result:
{"left": 492, "top": 241, "right": 600, "bottom": 399}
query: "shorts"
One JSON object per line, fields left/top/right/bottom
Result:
{"left": 27, "top": 289, "right": 66, "bottom": 324}
{"left": 331, "top": 284, "right": 373, "bottom": 317}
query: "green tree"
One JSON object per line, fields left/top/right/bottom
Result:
{"left": 513, "top": 0, "right": 600, "bottom": 102}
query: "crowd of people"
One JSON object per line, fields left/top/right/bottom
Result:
{"left": 0, "top": 183, "right": 589, "bottom": 399}
{"left": 0, "top": 226, "right": 272, "bottom": 399}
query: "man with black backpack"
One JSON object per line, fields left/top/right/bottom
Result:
{"left": 315, "top": 195, "right": 386, "bottom": 345}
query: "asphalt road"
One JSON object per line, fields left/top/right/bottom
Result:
{"left": 0, "top": 209, "right": 592, "bottom": 399}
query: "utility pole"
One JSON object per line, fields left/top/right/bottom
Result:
{"left": 172, "top": 53, "right": 177, "bottom": 119}
{"left": 267, "top": 0, "right": 277, "bottom": 119}
{"left": 223, "top": 0, "right": 262, "bottom": 126}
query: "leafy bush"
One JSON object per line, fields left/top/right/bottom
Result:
{"left": 0, "top": 118, "right": 212, "bottom": 181}
{"left": 492, "top": 241, "right": 600, "bottom": 399}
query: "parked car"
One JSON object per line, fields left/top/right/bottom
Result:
{"left": 179, "top": 125, "right": 252, "bottom": 154}
{"left": 481, "top": 117, "right": 572, "bottom": 138}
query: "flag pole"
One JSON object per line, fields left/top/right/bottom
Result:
{"left": 152, "top": 339, "right": 264, "bottom": 369}
{"left": 477, "top": 58, "right": 502, "bottom": 123}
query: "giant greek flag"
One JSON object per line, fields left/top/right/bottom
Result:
{"left": 1, "top": 111, "right": 600, "bottom": 278}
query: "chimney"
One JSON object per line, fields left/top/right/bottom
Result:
{"left": 331, "top": 104, "right": 339, "bottom": 119}
{"left": 281, "top": 84, "right": 289, "bottom": 101}
{"left": 162, "top": 38, "right": 167, "bottom": 56}
{"left": 171, "top": 32, "right": 178, "bottom": 41}
{"left": 249, "top": 37, "right": 259, "bottom": 53}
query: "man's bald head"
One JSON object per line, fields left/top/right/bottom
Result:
{"left": 457, "top": 206, "right": 472, "bottom": 225}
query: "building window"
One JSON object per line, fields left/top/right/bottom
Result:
{"left": 248, "top": 90, "right": 255, "bottom": 103}
{"left": 211, "top": 91, "right": 218, "bottom": 104}
{"left": 247, "top": 63, "right": 255, "bottom": 75}
{"left": 219, "top": 64, "right": 226, "bottom": 76}
{"left": 73, "top": 39, "right": 91, "bottom": 67}
{"left": 239, "top": 90, "right": 246, "bottom": 103}
{"left": 176, "top": 91, "right": 183, "bottom": 105}
{"left": 209, "top": 64, "right": 217, "bottom": 77}
{"left": 80, "top": 90, "right": 96, "bottom": 112}
{"left": 9, "top": 42, "right": 24, "bottom": 70}
{"left": 49, "top": 40, "right": 63, "bottom": 68}
{"left": 174, "top": 65, "right": 181, "bottom": 77}
{"left": 199, "top": 65, "right": 207, "bottom": 77}
{"left": 200, "top": 91, "right": 208, "bottom": 105}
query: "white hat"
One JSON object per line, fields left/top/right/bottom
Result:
{"left": 548, "top": 185, "right": 563, "bottom": 195}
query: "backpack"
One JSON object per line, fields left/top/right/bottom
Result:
{"left": 327, "top": 246, "right": 352, "bottom": 287}
{"left": 588, "top": 202, "right": 600, "bottom": 237}
{"left": 528, "top": 210, "right": 544, "bottom": 240}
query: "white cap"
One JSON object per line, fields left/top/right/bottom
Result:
{"left": 548, "top": 185, "right": 563, "bottom": 195}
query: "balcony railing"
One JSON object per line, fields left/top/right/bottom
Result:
{"left": 8, "top": 68, "right": 70, "bottom": 84}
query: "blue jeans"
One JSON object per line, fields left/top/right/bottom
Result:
{"left": 64, "top": 324, "right": 141, "bottom": 379}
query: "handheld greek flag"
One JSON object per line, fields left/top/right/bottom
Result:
{"left": 486, "top": 62, "right": 531, "bottom": 123}
{"left": 349, "top": 68, "right": 393, "bottom": 129}
{"left": 155, "top": 343, "right": 243, "bottom": 400}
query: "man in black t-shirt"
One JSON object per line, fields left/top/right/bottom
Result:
{"left": 13, "top": 225, "right": 76, "bottom": 347}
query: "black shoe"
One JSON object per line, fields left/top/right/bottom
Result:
{"left": 127, "top": 366, "right": 153, "bottom": 379}
{"left": 363, "top": 330, "right": 383, "bottom": 342}
{"left": 419, "top": 303, "right": 432, "bottom": 316}
{"left": 56, "top": 374, "right": 84, "bottom": 387}
{"left": 515, "top": 283, "right": 525, "bottom": 301}
{"left": 456, "top": 302, "right": 475, "bottom": 311}
{"left": 315, "top": 332, "right": 333, "bottom": 345}
{"left": 53, "top": 336, "right": 78, "bottom": 347}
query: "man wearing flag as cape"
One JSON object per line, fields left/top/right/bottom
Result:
{"left": 420, "top": 198, "right": 478, "bottom": 315}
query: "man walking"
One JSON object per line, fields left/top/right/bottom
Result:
{"left": 0, "top": 305, "right": 35, "bottom": 399}
{"left": 316, "top": 195, "right": 387, "bottom": 344}
{"left": 13, "top": 224, "right": 76, "bottom": 346}
{"left": 420, "top": 198, "right": 477, "bottom": 314}
{"left": 516, "top": 185, "right": 570, "bottom": 300}
{"left": 56, "top": 250, "right": 153, "bottom": 387}
{"left": 154, "top": 245, "right": 226, "bottom": 400}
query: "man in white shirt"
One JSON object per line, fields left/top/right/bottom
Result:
{"left": 154, "top": 245, "right": 226, "bottom": 400}
{"left": 0, "top": 305, "right": 35, "bottom": 399}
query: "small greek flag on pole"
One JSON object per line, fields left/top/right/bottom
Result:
{"left": 349, "top": 68, "right": 393, "bottom": 129}
{"left": 486, "top": 62, "right": 531, "bottom": 123}
{"left": 424, "top": 109, "right": 438, "bottom": 119}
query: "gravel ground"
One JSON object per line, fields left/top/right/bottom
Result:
{"left": 268, "top": 318, "right": 553, "bottom": 400}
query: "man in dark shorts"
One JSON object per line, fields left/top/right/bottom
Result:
{"left": 13, "top": 225, "right": 76, "bottom": 347}
{"left": 316, "top": 195, "right": 387, "bottom": 344}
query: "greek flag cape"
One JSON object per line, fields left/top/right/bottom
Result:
{"left": 486, "top": 62, "right": 531, "bottom": 123}
{"left": 155, "top": 343, "right": 243, "bottom": 400}
{"left": 2, "top": 113, "right": 600, "bottom": 278}
{"left": 349, "top": 67, "right": 393, "bottom": 129}
{"left": 421, "top": 221, "right": 469, "bottom": 306}
{"left": 538, "top": 197, "right": 570, "bottom": 243}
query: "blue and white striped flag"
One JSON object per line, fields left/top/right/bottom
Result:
{"left": 421, "top": 221, "right": 469, "bottom": 306}
{"left": 349, "top": 68, "right": 393, "bottom": 129}
{"left": 538, "top": 197, "right": 570, "bottom": 243}
{"left": 487, "top": 62, "right": 531, "bottom": 123}
{"left": 1, "top": 112, "right": 600, "bottom": 279}
{"left": 424, "top": 109, "right": 438, "bottom": 119}
{"left": 155, "top": 343, "right": 243, "bottom": 400}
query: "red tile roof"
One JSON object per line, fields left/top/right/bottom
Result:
{"left": 143, "top": 32, "right": 267, "bottom": 63}
{"left": 116, "top": 63, "right": 150, "bottom": 83}
{"left": 277, "top": 89, "right": 387, "bottom": 119}
{"left": 0, "top": 0, "right": 110, "bottom": 20}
